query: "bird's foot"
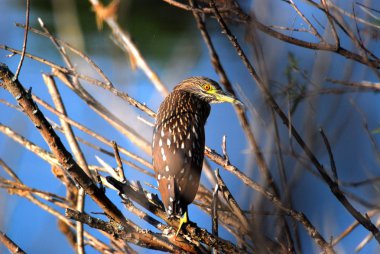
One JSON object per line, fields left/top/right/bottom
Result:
{"left": 175, "top": 211, "right": 199, "bottom": 238}
{"left": 175, "top": 211, "right": 189, "bottom": 237}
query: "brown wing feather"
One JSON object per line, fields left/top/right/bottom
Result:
{"left": 152, "top": 90, "right": 209, "bottom": 217}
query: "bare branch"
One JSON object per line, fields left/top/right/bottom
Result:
{"left": 0, "top": 230, "right": 26, "bottom": 254}
{"left": 209, "top": 0, "right": 380, "bottom": 245}
{"left": 13, "top": 0, "right": 30, "bottom": 80}
{"left": 112, "top": 141, "right": 126, "bottom": 183}
{"left": 89, "top": 0, "right": 169, "bottom": 96}
{"left": 319, "top": 128, "right": 338, "bottom": 182}
{"left": 0, "top": 63, "right": 129, "bottom": 228}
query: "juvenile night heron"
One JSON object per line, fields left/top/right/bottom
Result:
{"left": 152, "top": 76, "right": 241, "bottom": 234}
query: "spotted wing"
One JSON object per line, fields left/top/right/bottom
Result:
{"left": 153, "top": 114, "right": 204, "bottom": 216}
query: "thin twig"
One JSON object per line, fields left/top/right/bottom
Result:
{"left": 162, "top": 0, "right": 380, "bottom": 68}
{"left": 189, "top": 7, "right": 296, "bottom": 248}
{"left": 189, "top": 0, "right": 257, "bottom": 153}
{"left": 328, "top": 79, "right": 380, "bottom": 90}
{"left": 106, "top": 176, "right": 242, "bottom": 254}
{"left": 209, "top": 0, "right": 380, "bottom": 246}
{"left": 65, "top": 208, "right": 181, "bottom": 253}
{"left": 355, "top": 217, "right": 380, "bottom": 252}
{"left": 0, "top": 159, "right": 114, "bottom": 253}
{"left": 52, "top": 68, "right": 152, "bottom": 154}
{"left": 212, "top": 184, "right": 219, "bottom": 254}
{"left": 112, "top": 141, "right": 126, "bottom": 182}
{"left": 214, "top": 169, "right": 249, "bottom": 233}
{"left": 31, "top": 93, "right": 152, "bottom": 169}
{"left": 205, "top": 147, "right": 334, "bottom": 253}
{"left": 0, "top": 230, "right": 26, "bottom": 254}
{"left": 0, "top": 44, "right": 156, "bottom": 118}
{"left": 319, "top": 128, "right": 338, "bottom": 182}
{"left": 0, "top": 63, "right": 129, "bottom": 229}
{"left": 211, "top": 187, "right": 219, "bottom": 237}
{"left": 321, "top": 0, "right": 340, "bottom": 48}
{"left": 89, "top": 0, "right": 169, "bottom": 96}
{"left": 221, "top": 135, "right": 230, "bottom": 165}
{"left": 288, "top": 0, "right": 323, "bottom": 41}
{"left": 21, "top": 20, "right": 112, "bottom": 86}
{"left": 0, "top": 123, "right": 58, "bottom": 166}
{"left": 13, "top": 0, "right": 30, "bottom": 80}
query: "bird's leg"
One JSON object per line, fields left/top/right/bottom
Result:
{"left": 175, "top": 211, "right": 189, "bottom": 236}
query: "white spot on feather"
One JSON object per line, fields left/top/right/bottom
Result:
{"left": 192, "top": 126, "right": 198, "bottom": 139}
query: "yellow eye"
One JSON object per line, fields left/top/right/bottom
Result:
{"left": 203, "top": 84, "right": 211, "bottom": 91}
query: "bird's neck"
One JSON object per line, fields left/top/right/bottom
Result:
{"left": 157, "top": 90, "right": 210, "bottom": 125}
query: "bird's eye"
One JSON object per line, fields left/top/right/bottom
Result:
{"left": 203, "top": 84, "right": 211, "bottom": 91}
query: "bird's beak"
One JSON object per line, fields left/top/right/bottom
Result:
{"left": 215, "top": 91, "right": 244, "bottom": 106}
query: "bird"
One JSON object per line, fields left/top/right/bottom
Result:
{"left": 152, "top": 76, "right": 242, "bottom": 235}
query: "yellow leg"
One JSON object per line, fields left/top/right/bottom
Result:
{"left": 175, "top": 211, "right": 188, "bottom": 236}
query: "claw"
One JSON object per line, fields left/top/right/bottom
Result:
{"left": 175, "top": 211, "right": 188, "bottom": 237}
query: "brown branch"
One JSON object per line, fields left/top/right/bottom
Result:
{"left": 0, "top": 63, "right": 128, "bottom": 228}
{"left": 1, "top": 63, "right": 195, "bottom": 252}
{"left": 43, "top": 73, "right": 88, "bottom": 254}
{"left": 0, "top": 123, "right": 59, "bottom": 166}
{"left": 0, "top": 45, "right": 104, "bottom": 88}
{"left": 209, "top": 0, "right": 380, "bottom": 246}
{"left": 116, "top": 191, "right": 208, "bottom": 254}
{"left": 106, "top": 176, "right": 242, "bottom": 254}
{"left": 0, "top": 44, "right": 155, "bottom": 119}
{"left": 321, "top": 0, "right": 340, "bottom": 48}
{"left": 0, "top": 163, "right": 118, "bottom": 252}
{"left": 189, "top": 0, "right": 257, "bottom": 153}
{"left": 189, "top": 6, "right": 292, "bottom": 246}
{"left": 328, "top": 79, "right": 380, "bottom": 90}
{"left": 0, "top": 95, "right": 153, "bottom": 181}
{"left": 0, "top": 178, "right": 68, "bottom": 207}
{"left": 112, "top": 141, "right": 126, "bottom": 182}
{"left": 30, "top": 94, "right": 152, "bottom": 170}
{"left": 13, "top": 0, "right": 30, "bottom": 80}
{"left": 0, "top": 230, "right": 26, "bottom": 254}
{"left": 15, "top": 22, "right": 112, "bottom": 86}
{"left": 52, "top": 68, "right": 152, "bottom": 154}
{"left": 65, "top": 208, "right": 181, "bottom": 253}
{"left": 214, "top": 169, "right": 249, "bottom": 234}
{"left": 194, "top": 185, "right": 250, "bottom": 249}
{"left": 162, "top": 0, "right": 380, "bottom": 68}
{"left": 88, "top": 0, "right": 169, "bottom": 96}
{"left": 0, "top": 159, "right": 118, "bottom": 253}
{"left": 38, "top": 14, "right": 152, "bottom": 156}
{"left": 205, "top": 146, "right": 334, "bottom": 253}
{"left": 319, "top": 128, "right": 338, "bottom": 181}
{"left": 212, "top": 184, "right": 219, "bottom": 238}
{"left": 58, "top": 220, "right": 77, "bottom": 250}
{"left": 289, "top": 0, "right": 323, "bottom": 41}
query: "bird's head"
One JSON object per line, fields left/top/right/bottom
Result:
{"left": 174, "top": 76, "right": 243, "bottom": 105}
